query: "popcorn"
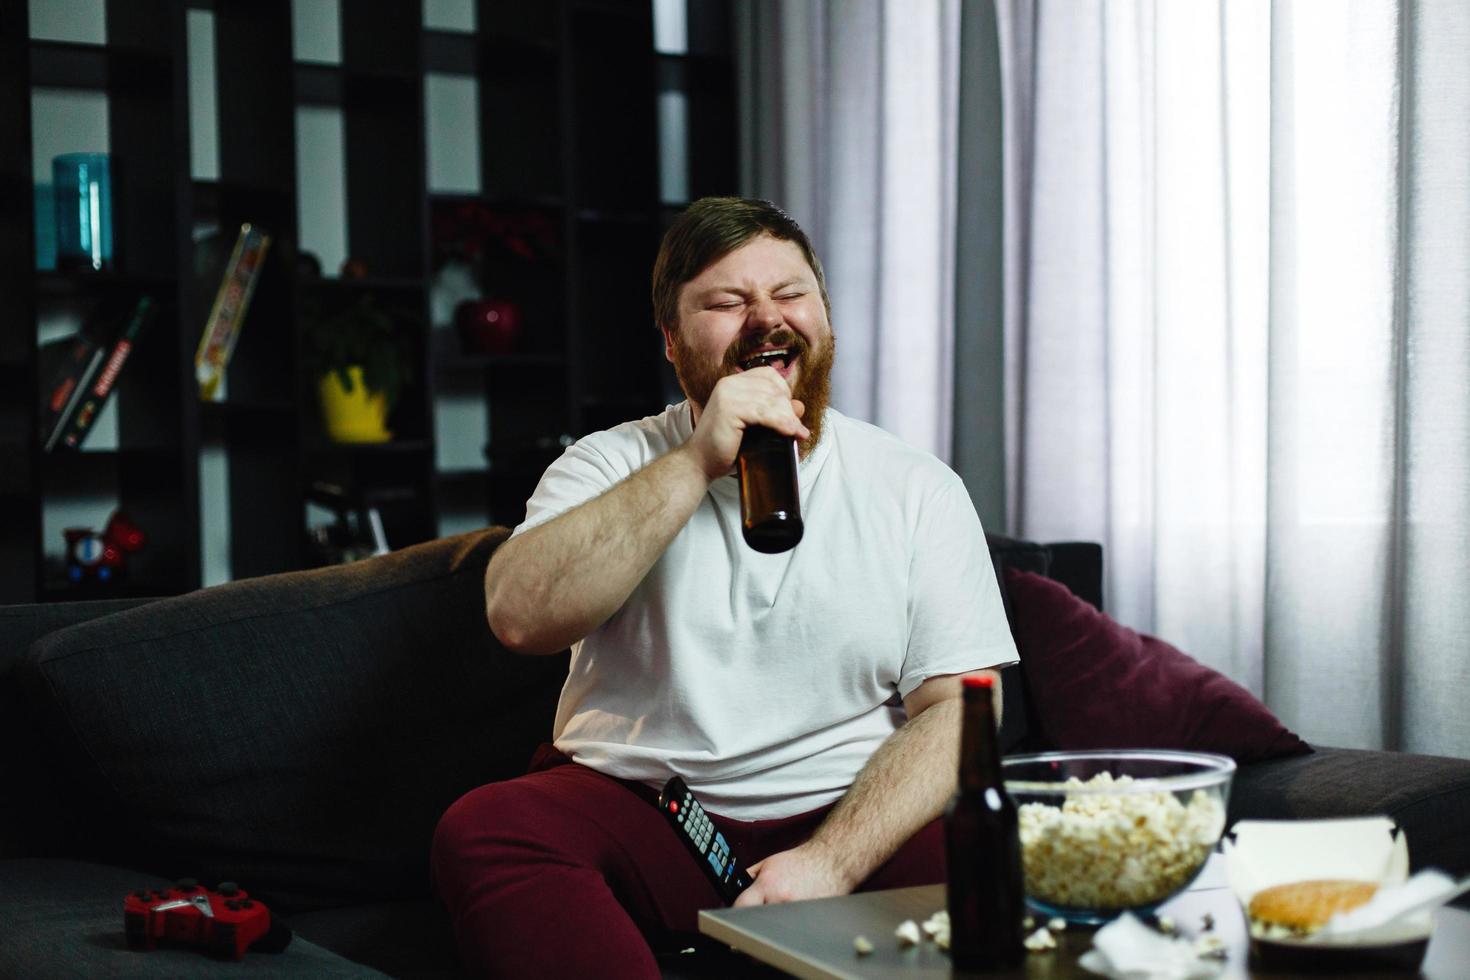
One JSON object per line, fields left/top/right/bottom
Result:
{"left": 884, "top": 907, "right": 1075, "bottom": 959}
{"left": 1193, "top": 934, "right": 1227, "bottom": 960}
{"left": 853, "top": 935, "right": 874, "bottom": 956}
{"left": 1023, "top": 926, "right": 1058, "bottom": 951}
{"left": 1017, "top": 772, "right": 1225, "bottom": 911}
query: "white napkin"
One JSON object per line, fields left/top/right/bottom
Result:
{"left": 1078, "top": 913, "right": 1223, "bottom": 980}
{"left": 1315, "top": 870, "right": 1470, "bottom": 940}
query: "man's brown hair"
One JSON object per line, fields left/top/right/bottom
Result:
{"left": 651, "top": 197, "right": 830, "bottom": 332}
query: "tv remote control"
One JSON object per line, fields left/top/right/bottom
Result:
{"left": 658, "top": 776, "right": 753, "bottom": 904}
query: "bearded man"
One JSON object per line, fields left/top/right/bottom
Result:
{"left": 431, "top": 197, "right": 1018, "bottom": 978}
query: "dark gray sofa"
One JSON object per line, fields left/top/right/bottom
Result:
{"left": 2, "top": 528, "right": 1467, "bottom": 979}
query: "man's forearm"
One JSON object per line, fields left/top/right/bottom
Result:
{"left": 485, "top": 446, "right": 711, "bottom": 654}
{"left": 805, "top": 698, "right": 963, "bottom": 889}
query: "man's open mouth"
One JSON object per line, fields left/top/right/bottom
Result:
{"left": 738, "top": 347, "right": 796, "bottom": 372}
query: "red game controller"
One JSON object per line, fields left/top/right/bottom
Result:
{"left": 123, "top": 879, "right": 290, "bottom": 959}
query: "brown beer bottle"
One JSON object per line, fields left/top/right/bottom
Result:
{"left": 945, "top": 674, "right": 1026, "bottom": 970}
{"left": 734, "top": 349, "right": 803, "bottom": 553}
{"left": 737, "top": 425, "right": 803, "bottom": 553}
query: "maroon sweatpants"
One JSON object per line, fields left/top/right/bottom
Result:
{"left": 430, "top": 744, "right": 945, "bottom": 978}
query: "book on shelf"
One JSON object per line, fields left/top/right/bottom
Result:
{"left": 37, "top": 319, "right": 110, "bottom": 449}
{"left": 195, "top": 222, "right": 271, "bottom": 402}
{"left": 42, "top": 295, "right": 158, "bottom": 452}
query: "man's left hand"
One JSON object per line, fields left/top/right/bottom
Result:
{"left": 733, "top": 843, "right": 853, "bottom": 907}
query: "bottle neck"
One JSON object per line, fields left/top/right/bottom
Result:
{"left": 957, "top": 688, "right": 1004, "bottom": 794}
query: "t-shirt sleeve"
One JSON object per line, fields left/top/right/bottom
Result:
{"left": 510, "top": 437, "right": 630, "bottom": 538}
{"left": 897, "top": 471, "right": 1019, "bottom": 699}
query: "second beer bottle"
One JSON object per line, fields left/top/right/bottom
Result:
{"left": 945, "top": 673, "right": 1026, "bottom": 971}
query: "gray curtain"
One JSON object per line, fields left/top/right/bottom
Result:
{"left": 735, "top": 0, "right": 1008, "bottom": 530}
{"left": 996, "top": 0, "right": 1470, "bottom": 758}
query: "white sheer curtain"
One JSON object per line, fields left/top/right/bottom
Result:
{"left": 736, "top": 0, "right": 962, "bottom": 461}
{"left": 997, "top": 0, "right": 1470, "bottom": 758}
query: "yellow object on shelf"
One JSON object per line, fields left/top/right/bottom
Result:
{"left": 318, "top": 366, "right": 392, "bottom": 443}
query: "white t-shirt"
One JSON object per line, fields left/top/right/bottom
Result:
{"left": 510, "top": 403, "right": 1017, "bottom": 820}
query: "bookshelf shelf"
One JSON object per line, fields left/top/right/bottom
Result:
{"left": 199, "top": 399, "right": 295, "bottom": 418}
{"left": 435, "top": 351, "right": 565, "bottom": 371}
{"left": 293, "top": 62, "right": 419, "bottom": 108}
{"left": 34, "top": 271, "right": 178, "bottom": 296}
{"left": 304, "top": 439, "right": 434, "bottom": 458}
{"left": 300, "top": 276, "right": 426, "bottom": 295}
{"left": 428, "top": 191, "right": 566, "bottom": 211}
{"left": 29, "top": 40, "right": 173, "bottom": 98}
{"left": 191, "top": 178, "right": 294, "bottom": 205}
{"left": 435, "top": 468, "right": 487, "bottom": 485}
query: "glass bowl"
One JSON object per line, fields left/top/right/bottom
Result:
{"left": 1002, "top": 749, "right": 1236, "bottom": 924}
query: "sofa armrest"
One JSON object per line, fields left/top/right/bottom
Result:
{"left": 1230, "top": 745, "right": 1470, "bottom": 877}
{"left": 1, "top": 598, "right": 159, "bottom": 860}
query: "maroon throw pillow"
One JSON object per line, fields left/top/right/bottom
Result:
{"left": 1005, "top": 567, "right": 1311, "bottom": 762}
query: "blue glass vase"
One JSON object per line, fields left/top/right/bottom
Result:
{"left": 53, "top": 152, "right": 114, "bottom": 272}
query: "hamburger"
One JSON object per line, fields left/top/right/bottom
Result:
{"left": 1246, "top": 879, "right": 1379, "bottom": 938}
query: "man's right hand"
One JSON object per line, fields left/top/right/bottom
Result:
{"left": 681, "top": 367, "right": 810, "bottom": 480}
{"left": 486, "top": 367, "right": 808, "bottom": 654}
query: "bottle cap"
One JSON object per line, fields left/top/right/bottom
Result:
{"left": 962, "top": 674, "right": 994, "bottom": 690}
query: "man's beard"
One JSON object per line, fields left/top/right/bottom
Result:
{"left": 671, "top": 326, "right": 834, "bottom": 459}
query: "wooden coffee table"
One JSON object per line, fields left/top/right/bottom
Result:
{"left": 699, "top": 857, "right": 1470, "bottom": 979}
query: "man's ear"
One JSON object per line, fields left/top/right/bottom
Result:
{"left": 661, "top": 325, "right": 676, "bottom": 363}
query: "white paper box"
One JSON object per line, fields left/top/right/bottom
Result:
{"left": 1221, "top": 817, "right": 1432, "bottom": 949}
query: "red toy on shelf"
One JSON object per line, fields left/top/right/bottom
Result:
{"left": 63, "top": 510, "right": 145, "bottom": 584}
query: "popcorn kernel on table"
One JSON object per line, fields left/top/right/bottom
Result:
{"left": 1023, "top": 927, "right": 1058, "bottom": 952}
{"left": 1193, "top": 934, "right": 1227, "bottom": 960}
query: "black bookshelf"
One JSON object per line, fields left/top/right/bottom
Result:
{"left": 0, "top": 0, "right": 736, "bottom": 603}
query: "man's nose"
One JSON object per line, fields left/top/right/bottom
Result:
{"left": 744, "top": 296, "right": 783, "bottom": 332}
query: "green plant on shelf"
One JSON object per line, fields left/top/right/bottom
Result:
{"left": 301, "top": 292, "right": 412, "bottom": 412}
{"left": 301, "top": 292, "right": 417, "bottom": 444}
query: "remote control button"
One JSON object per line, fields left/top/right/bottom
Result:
{"left": 668, "top": 801, "right": 678, "bottom": 813}
{"left": 218, "top": 882, "right": 239, "bottom": 896}
{"left": 242, "top": 900, "right": 254, "bottom": 908}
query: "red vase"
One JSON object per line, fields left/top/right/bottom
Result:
{"left": 454, "top": 299, "right": 523, "bottom": 355}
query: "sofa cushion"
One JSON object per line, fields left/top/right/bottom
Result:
{"left": 14, "top": 529, "right": 569, "bottom": 915}
{"left": 0, "top": 859, "right": 387, "bottom": 978}
{"left": 1230, "top": 746, "right": 1470, "bottom": 877}
{"left": 1004, "top": 568, "right": 1311, "bottom": 762}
